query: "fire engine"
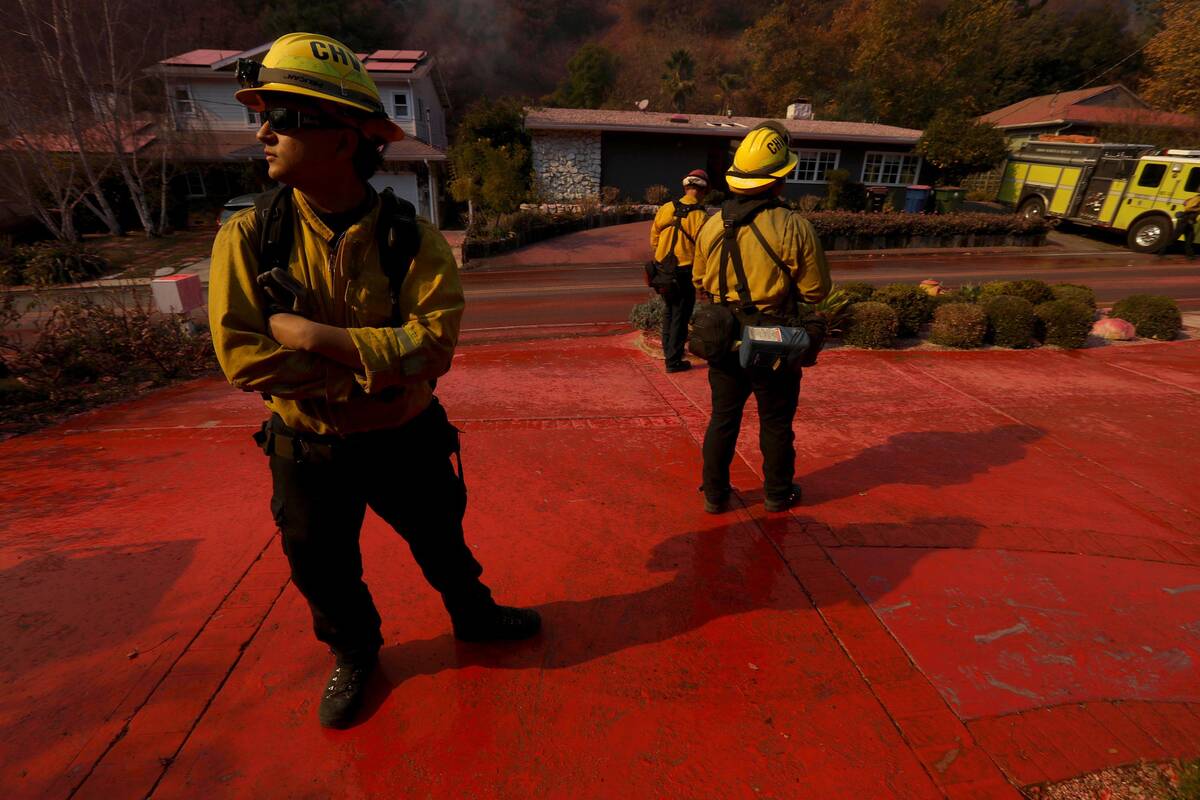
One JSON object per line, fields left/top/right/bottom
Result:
{"left": 997, "top": 139, "right": 1200, "bottom": 252}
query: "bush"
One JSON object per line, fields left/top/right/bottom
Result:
{"left": 804, "top": 211, "right": 1048, "bottom": 239}
{"left": 1034, "top": 299, "right": 1094, "bottom": 348}
{"left": 630, "top": 294, "right": 666, "bottom": 331}
{"left": 983, "top": 295, "right": 1036, "bottom": 348}
{"left": 979, "top": 279, "right": 1053, "bottom": 306}
{"left": 4, "top": 297, "right": 216, "bottom": 415}
{"left": 601, "top": 186, "right": 622, "bottom": 205}
{"left": 705, "top": 189, "right": 726, "bottom": 206}
{"left": 930, "top": 303, "right": 988, "bottom": 348}
{"left": 873, "top": 283, "right": 935, "bottom": 337}
{"left": 1110, "top": 294, "right": 1182, "bottom": 341}
{"left": 839, "top": 281, "right": 876, "bottom": 304}
{"left": 1, "top": 242, "right": 109, "bottom": 286}
{"left": 645, "top": 184, "right": 671, "bottom": 204}
{"left": 1051, "top": 283, "right": 1096, "bottom": 309}
{"left": 843, "top": 301, "right": 898, "bottom": 349}
{"left": 799, "top": 288, "right": 853, "bottom": 337}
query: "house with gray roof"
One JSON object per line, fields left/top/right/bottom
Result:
{"left": 525, "top": 103, "right": 928, "bottom": 202}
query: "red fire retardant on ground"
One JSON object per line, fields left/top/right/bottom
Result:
{"left": 2, "top": 336, "right": 1198, "bottom": 799}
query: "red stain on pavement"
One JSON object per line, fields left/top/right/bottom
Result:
{"left": 2, "top": 334, "right": 1198, "bottom": 798}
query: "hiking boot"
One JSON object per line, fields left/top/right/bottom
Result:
{"left": 318, "top": 657, "right": 376, "bottom": 729}
{"left": 665, "top": 361, "right": 692, "bottom": 374}
{"left": 453, "top": 605, "right": 542, "bottom": 642}
{"left": 703, "top": 487, "right": 731, "bottom": 514}
{"left": 764, "top": 484, "right": 802, "bottom": 513}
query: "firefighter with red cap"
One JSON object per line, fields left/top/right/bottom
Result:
{"left": 208, "top": 33, "right": 540, "bottom": 730}
{"left": 649, "top": 169, "right": 710, "bottom": 372}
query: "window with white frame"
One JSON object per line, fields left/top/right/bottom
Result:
{"left": 861, "top": 151, "right": 921, "bottom": 186}
{"left": 392, "top": 91, "right": 411, "bottom": 119}
{"left": 172, "top": 85, "right": 195, "bottom": 116}
{"left": 245, "top": 106, "right": 260, "bottom": 127}
{"left": 788, "top": 149, "right": 840, "bottom": 183}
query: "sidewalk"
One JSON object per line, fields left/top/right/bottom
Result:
{"left": 2, "top": 336, "right": 1199, "bottom": 798}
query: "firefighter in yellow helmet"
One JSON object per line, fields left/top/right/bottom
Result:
{"left": 690, "top": 121, "right": 831, "bottom": 514}
{"left": 209, "top": 33, "right": 540, "bottom": 730}
{"left": 648, "top": 169, "right": 710, "bottom": 372}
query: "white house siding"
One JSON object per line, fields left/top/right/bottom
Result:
{"left": 183, "top": 79, "right": 258, "bottom": 129}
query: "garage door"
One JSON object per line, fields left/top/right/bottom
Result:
{"left": 369, "top": 171, "right": 420, "bottom": 209}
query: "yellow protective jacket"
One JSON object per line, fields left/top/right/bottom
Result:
{"left": 692, "top": 205, "right": 831, "bottom": 316}
{"left": 649, "top": 196, "right": 707, "bottom": 267}
{"left": 208, "top": 189, "right": 462, "bottom": 435}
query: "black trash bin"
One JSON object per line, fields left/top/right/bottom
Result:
{"left": 866, "top": 186, "right": 888, "bottom": 213}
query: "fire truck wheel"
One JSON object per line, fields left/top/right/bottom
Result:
{"left": 1126, "top": 215, "right": 1173, "bottom": 254}
{"left": 1018, "top": 196, "right": 1046, "bottom": 220}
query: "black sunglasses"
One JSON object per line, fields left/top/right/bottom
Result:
{"left": 258, "top": 107, "right": 346, "bottom": 133}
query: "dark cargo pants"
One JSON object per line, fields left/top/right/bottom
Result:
{"left": 264, "top": 400, "right": 493, "bottom": 666}
{"left": 661, "top": 267, "right": 696, "bottom": 367}
{"left": 701, "top": 354, "right": 801, "bottom": 503}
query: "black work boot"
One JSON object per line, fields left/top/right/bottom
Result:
{"left": 702, "top": 484, "right": 730, "bottom": 514}
{"left": 452, "top": 605, "right": 542, "bottom": 642}
{"left": 665, "top": 361, "right": 692, "bottom": 374}
{"left": 318, "top": 657, "right": 376, "bottom": 729}
{"left": 764, "top": 483, "right": 802, "bottom": 513}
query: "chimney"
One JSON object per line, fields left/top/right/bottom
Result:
{"left": 786, "top": 98, "right": 813, "bottom": 121}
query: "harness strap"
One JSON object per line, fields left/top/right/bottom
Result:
{"left": 747, "top": 219, "right": 800, "bottom": 315}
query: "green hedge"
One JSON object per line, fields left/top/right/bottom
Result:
{"left": 873, "top": 284, "right": 935, "bottom": 338}
{"left": 1051, "top": 283, "right": 1096, "bottom": 309}
{"left": 844, "top": 301, "right": 899, "bottom": 349}
{"left": 1110, "top": 295, "right": 1182, "bottom": 341}
{"left": 1035, "top": 299, "right": 1093, "bottom": 348}
{"left": 804, "top": 211, "right": 1048, "bottom": 239}
{"left": 930, "top": 303, "right": 988, "bottom": 348}
{"left": 983, "top": 295, "right": 1036, "bottom": 348}
{"left": 979, "top": 279, "right": 1054, "bottom": 306}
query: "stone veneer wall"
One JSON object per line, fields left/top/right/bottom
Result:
{"left": 531, "top": 131, "right": 601, "bottom": 201}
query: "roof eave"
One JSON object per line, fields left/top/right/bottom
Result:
{"left": 525, "top": 121, "right": 919, "bottom": 144}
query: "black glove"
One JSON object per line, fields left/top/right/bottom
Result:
{"left": 256, "top": 267, "right": 310, "bottom": 317}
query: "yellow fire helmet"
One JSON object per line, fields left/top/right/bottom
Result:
{"left": 725, "top": 121, "right": 799, "bottom": 194}
{"left": 234, "top": 32, "right": 403, "bottom": 142}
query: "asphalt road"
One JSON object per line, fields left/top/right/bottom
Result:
{"left": 460, "top": 249, "right": 1200, "bottom": 338}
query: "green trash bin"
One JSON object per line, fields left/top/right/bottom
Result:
{"left": 934, "top": 187, "right": 966, "bottom": 214}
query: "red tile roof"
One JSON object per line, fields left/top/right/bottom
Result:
{"left": 524, "top": 108, "right": 922, "bottom": 143}
{"left": 980, "top": 84, "right": 1198, "bottom": 130}
{"left": 160, "top": 49, "right": 242, "bottom": 67}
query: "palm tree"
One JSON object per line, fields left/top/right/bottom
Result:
{"left": 715, "top": 72, "right": 742, "bottom": 116}
{"left": 661, "top": 49, "right": 696, "bottom": 113}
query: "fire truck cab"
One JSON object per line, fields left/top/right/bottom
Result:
{"left": 997, "top": 139, "right": 1200, "bottom": 253}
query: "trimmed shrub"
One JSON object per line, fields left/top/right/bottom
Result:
{"left": 930, "top": 303, "right": 988, "bottom": 348}
{"left": 873, "top": 283, "right": 935, "bottom": 337}
{"left": 979, "top": 279, "right": 1053, "bottom": 306}
{"left": 983, "top": 295, "right": 1036, "bottom": 348}
{"left": 844, "top": 301, "right": 898, "bottom": 349}
{"left": 804, "top": 211, "right": 1048, "bottom": 239}
{"left": 1110, "top": 294, "right": 1182, "bottom": 341}
{"left": 1051, "top": 283, "right": 1096, "bottom": 309}
{"left": 839, "top": 281, "right": 876, "bottom": 304}
{"left": 1034, "top": 299, "right": 1094, "bottom": 348}
{"left": 629, "top": 294, "right": 666, "bottom": 332}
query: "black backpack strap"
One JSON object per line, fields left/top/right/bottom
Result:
{"left": 671, "top": 199, "right": 697, "bottom": 244}
{"left": 375, "top": 187, "right": 422, "bottom": 323}
{"left": 253, "top": 186, "right": 294, "bottom": 275}
{"left": 720, "top": 218, "right": 757, "bottom": 313}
